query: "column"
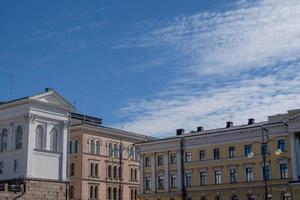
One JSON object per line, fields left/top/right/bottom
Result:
{"left": 61, "top": 121, "right": 69, "bottom": 181}
{"left": 140, "top": 154, "right": 144, "bottom": 194}
{"left": 290, "top": 132, "right": 299, "bottom": 181}
{"left": 151, "top": 154, "right": 156, "bottom": 192}
{"left": 176, "top": 149, "right": 182, "bottom": 189}
{"left": 164, "top": 152, "right": 169, "bottom": 191}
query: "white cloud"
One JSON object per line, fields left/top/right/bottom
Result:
{"left": 116, "top": 0, "right": 300, "bottom": 137}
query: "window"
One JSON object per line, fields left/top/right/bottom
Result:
{"left": 247, "top": 194, "right": 256, "bottom": 200}
{"left": 231, "top": 195, "right": 238, "bottom": 200}
{"left": 94, "top": 186, "right": 98, "bottom": 199}
{"left": 1, "top": 129, "right": 8, "bottom": 152}
{"left": 230, "top": 169, "right": 237, "bottom": 183}
{"left": 200, "top": 171, "right": 206, "bottom": 186}
{"left": 185, "top": 152, "right": 192, "bottom": 162}
{"left": 114, "top": 144, "right": 119, "bottom": 158}
{"left": 278, "top": 139, "right": 286, "bottom": 151}
{"left": 129, "top": 146, "right": 134, "bottom": 159}
{"left": 263, "top": 165, "right": 270, "bottom": 181}
{"left": 185, "top": 173, "right": 192, "bottom": 187}
{"left": 108, "top": 165, "right": 112, "bottom": 178}
{"left": 0, "top": 161, "right": 3, "bottom": 174}
{"left": 113, "top": 188, "right": 117, "bottom": 200}
{"left": 214, "top": 170, "right": 221, "bottom": 184}
{"left": 14, "top": 159, "right": 19, "bottom": 173}
{"left": 89, "top": 185, "right": 94, "bottom": 199}
{"left": 229, "top": 146, "right": 236, "bottom": 158}
{"left": 280, "top": 161, "right": 288, "bottom": 179}
{"left": 96, "top": 140, "right": 100, "bottom": 155}
{"left": 216, "top": 195, "right": 221, "bottom": 200}
{"left": 157, "top": 155, "right": 163, "bottom": 166}
{"left": 134, "top": 169, "right": 137, "bottom": 181}
{"left": 145, "top": 177, "right": 151, "bottom": 190}
{"left": 170, "top": 174, "right": 176, "bottom": 188}
{"left": 261, "top": 143, "right": 269, "bottom": 155}
{"left": 119, "top": 167, "right": 122, "bottom": 179}
{"left": 35, "top": 125, "right": 44, "bottom": 150}
{"left": 16, "top": 126, "right": 23, "bottom": 149}
{"left": 214, "top": 149, "right": 220, "bottom": 160}
{"left": 50, "top": 128, "right": 58, "bottom": 152}
{"left": 145, "top": 157, "right": 150, "bottom": 167}
{"left": 170, "top": 154, "right": 176, "bottom": 164}
{"left": 70, "top": 163, "right": 75, "bottom": 176}
{"left": 70, "top": 185, "right": 74, "bottom": 199}
{"left": 89, "top": 139, "right": 95, "bottom": 154}
{"left": 134, "top": 190, "right": 137, "bottom": 200}
{"left": 90, "top": 162, "right": 98, "bottom": 177}
{"left": 199, "top": 150, "right": 205, "bottom": 161}
{"left": 244, "top": 145, "right": 251, "bottom": 157}
{"left": 108, "top": 187, "right": 111, "bottom": 200}
{"left": 282, "top": 192, "right": 292, "bottom": 200}
{"left": 108, "top": 143, "right": 113, "bottom": 157}
{"left": 74, "top": 140, "right": 79, "bottom": 153}
{"left": 246, "top": 167, "right": 254, "bottom": 182}
{"left": 157, "top": 175, "right": 164, "bottom": 189}
{"left": 90, "top": 163, "right": 94, "bottom": 177}
{"left": 113, "top": 166, "right": 117, "bottom": 178}
{"left": 95, "top": 163, "right": 99, "bottom": 177}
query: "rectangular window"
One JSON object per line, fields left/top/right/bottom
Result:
{"left": 200, "top": 172, "right": 206, "bottom": 186}
{"left": 157, "top": 176, "right": 164, "bottom": 189}
{"left": 145, "top": 177, "right": 151, "bottom": 190}
{"left": 157, "top": 155, "right": 163, "bottom": 166}
{"left": 0, "top": 162, "right": 3, "bottom": 174}
{"left": 185, "top": 173, "right": 192, "bottom": 187}
{"left": 185, "top": 152, "right": 192, "bottom": 163}
{"left": 170, "top": 174, "right": 176, "bottom": 188}
{"left": 145, "top": 157, "right": 150, "bottom": 167}
{"left": 229, "top": 147, "right": 236, "bottom": 158}
{"left": 263, "top": 165, "right": 271, "bottom": 181}
{"left": 244, "top": 145, "right": 252, "bottom": 157}
{"left": 278, "top": 139, "right": 286, "bottom": 151}
{"left": 246, "top": 167, "right": 254, "bottom": 182}
{"left": 261, "top": 143, "right": 269, "bottom": 155}
{"left": 199, "top": 150, "right": 205, "bottom": 161}
{"left": 214, "top": 149, "right": 220, "bottom": 160}
{"left": 214, "top": 170, "right": 222, "bottom": 184}
{"left": 230, "top": 169, "right": 237, "bottom": 183}
{"left": 170, "top": 154, "right": 176, "bottom": 164}
{"left": 13, "top": 160, "right": 19, "bottom": 173}
{"left": 280, "top": 163, "right": 288, "bottom": 179}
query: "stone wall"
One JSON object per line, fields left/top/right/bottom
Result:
{"left": 0, "top": 179, "right": 68, "bottom": 200}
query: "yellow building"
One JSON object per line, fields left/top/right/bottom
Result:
{"left": 136, "top": 109, "right": 300, "bottom": 200}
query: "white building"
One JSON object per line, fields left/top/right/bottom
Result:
{"left": 0, "top": 88, "right": 74, "bottom": 199}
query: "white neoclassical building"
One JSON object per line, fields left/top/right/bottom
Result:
{"left": 0, "top": 88, "right": 74, "bottom": 199}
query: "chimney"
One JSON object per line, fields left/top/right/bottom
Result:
{"left": 248, "top": 118, "right": 255, "bottom": 125}
{"left": 176, "top": 128, "right": 185, "bottom": 136}
{"left": 226, "top": 121, "right": 233, "bottom": 128}
{"left": 45, "top": 88, "right": 54, "bottom": 92}
{"left": 197, "top": 126, "right": 204, "bottom": 132}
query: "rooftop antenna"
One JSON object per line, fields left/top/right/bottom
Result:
{"left": 9, "top": 74, "right": 14, "bottom": 99}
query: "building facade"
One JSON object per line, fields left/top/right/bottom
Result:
{"left": 136, "top": 109, "right": 300, "bottom": 200}
{"left": 69, "top": 113, "right": 154, "bottom": 200}
{"left": 0, "top": 89, "right": 74, "bottom": 199}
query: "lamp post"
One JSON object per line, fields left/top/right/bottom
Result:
{"left": 247, "top": 127, "right": 282, "bottom": 200}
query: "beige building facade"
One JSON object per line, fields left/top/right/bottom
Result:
{"left": 69, "top": 113, "right": 154, "bottom": 200}
{"left": 136, "top": 109, "right": 300, "bottom": 200}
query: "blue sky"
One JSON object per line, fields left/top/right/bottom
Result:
{"left": 1, "top": 0, "right": 300, "bottom": 137}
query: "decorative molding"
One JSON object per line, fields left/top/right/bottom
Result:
{"left": 29, "top": 113, "right": 37, "bottom": 123}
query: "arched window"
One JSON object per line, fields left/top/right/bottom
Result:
{"left": 113, "top": 188, "right": 117, "bottom": 200}
{"left": 119, "top": 166, "right": 122, "bottom": 179}
{"left": 89, "top": 185, "right": 93, "bottom": 199}
{"left": 69, "top": 140, "right": 73, "bottom": 153}
{"left": 119, "top": 188, "right": 122, "bottom": 200}
{"left": 113, "top": 166, "right": 117, "bottom": 178}
{"left": 74, "top": 140, "right": 79, "bottom": 153}
{"left": 282, "top": 192, "right": 292, "bottom": 200}
{"left": 35, "top": 125, "right": 44, "bottom": 149}
{"left": 134, "top": 189, "right": 137, "bottom": 200}
{"left": 130, "top": 189, "right": 134, "bottom": 200}
{"left": 95, "top": 163, "right": 99, "bottom": 177}
{"left": 50, "top": 128, "right": 58, "bottom": 152}
{"left": 70, "top": 185, "right": 74, "bottom": 199}
{"left": 1, "top": 129, "right": 8, "bottom": 152}
{"left": 108, "top": 187, "right": 111, "bottom": 200}
{"left": 108, "top": 165, "right": 112, "bottom": 178}
{"left": 114, "top": 144, "right": 119, "bottom": 158}
{"left": 108, "top": 143, "right": 113, "bottom": 157}
{"left": 89, "top": 139, "right": 95, "bottom": 154}
{"left": 70, "top": 163, "right": 75, "bottom": 176}
{"left": 130, "top": 168, "right": 134, "bottom": 180}
{"left": 231, "top": 195, "right": 238, "bottom": 200}
{"left": 90, "top": 163, "right": 94, "bottom": 176}
{"left": 16, "top": 126, "right": 23, "bottom": 149}
{"left": 96, "top": 140, "right": 100, "bottom": 155}
{"left": 94, "top": 186, "right": 98, "bottom": 199}
{"left": 134, "top": 169, "right": 138, "bottom": 181}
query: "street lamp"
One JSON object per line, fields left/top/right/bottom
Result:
{"left": 247, "top": 127, "right": 282, "bottom": 200}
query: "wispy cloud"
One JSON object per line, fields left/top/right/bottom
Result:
{"left": 116, "top": 0, "right": 300, "bottom": 137}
